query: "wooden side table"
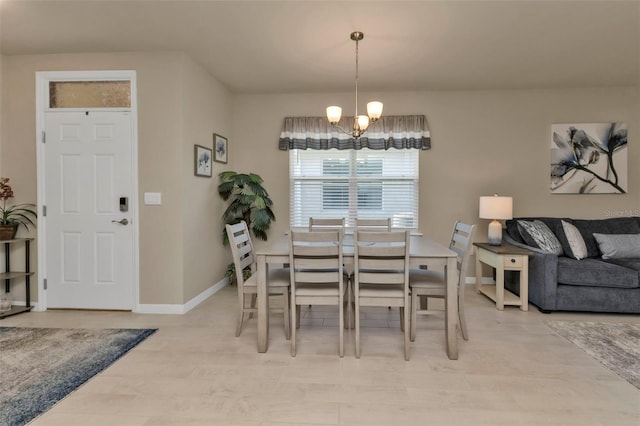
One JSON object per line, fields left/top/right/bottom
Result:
{"left": 474, "top": 242, "right": 531, "bottom": 311}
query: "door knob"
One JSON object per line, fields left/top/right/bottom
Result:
{"left": 112, "top": 218, "right": 129, "bottom": 225}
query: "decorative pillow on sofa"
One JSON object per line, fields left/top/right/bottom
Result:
{"left": 572, "top": 218, "right": 640, "bottom": 258}
{"left": 517, "top": 220, "right": 564, "bottom": 255}
{"left": 592, "top": 233, "right": 640, "bottom": 259}
{"left": 561, "top": 220, "right": 588, "bottom": 260}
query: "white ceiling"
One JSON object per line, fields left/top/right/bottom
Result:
{"left": 2, "top": 0, "right": 638, "bottom": 94}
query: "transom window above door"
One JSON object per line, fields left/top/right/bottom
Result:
{"left": 289, "top": 148, "right": 419, "bottom": 229}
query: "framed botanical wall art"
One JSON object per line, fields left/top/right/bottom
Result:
{"left": 214, "top": 133, "right": 228, "bottom": 164}
{"left": 194, "top": 144, "right": 212, "bottom": 177}
{"left": 551, "top": 122, "right": 627, "bottom": 194}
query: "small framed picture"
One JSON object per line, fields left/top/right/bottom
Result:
{"left": 194, "top": 144, "right": 212, "bottom": 177}
{"left": 214, "top": 133, "right": 228, "bottom": 164}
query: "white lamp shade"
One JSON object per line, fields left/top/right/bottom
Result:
{"left": 326, "top": 106, "right": 342, "bottom": 124}
{"left": 367, "top": 101, "right": 383, "bottom": 120}
{"left": 357, "top": 115, "right": 370, "bottom": 131}
{"left": 479, "top": 195, "right": 513, "bottom": 220}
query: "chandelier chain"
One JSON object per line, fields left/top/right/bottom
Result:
{"left": 355, "top": 36, "right": 359, "bottom": 118}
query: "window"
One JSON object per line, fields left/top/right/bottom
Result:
{"left": 290, "top": 148, "right": 419, "bottom": 229}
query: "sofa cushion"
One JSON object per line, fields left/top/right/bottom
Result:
{"left": 572, "top": 218, "right": 640, "bottom": 258}
{"left": 517, "top": 220, "right": 564, "bottom": 255}
{"left": 593, "top": 233, "right": 640, "bottom": 259}
{"left": 557, "top": 257, "right": 639, "bottom": 289}
{"left": 506, "top": 217, "right": 567, "bottom": 246}
{"left": 560, "top": 220, "right": 588, "bottom": 260}
{"left": 602, "top": 258, "right": 640, "bottom": 272}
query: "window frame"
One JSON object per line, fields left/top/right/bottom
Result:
{"left": 289, "top": 148, "right": 419, "bottom": 230}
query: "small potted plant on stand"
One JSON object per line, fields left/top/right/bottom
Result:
{"left": 0, "top": 177, "right": 37, "bottom": 240}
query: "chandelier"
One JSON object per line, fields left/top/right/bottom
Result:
{"left": 326, "top": 31, "right": 383, "bottom": 138}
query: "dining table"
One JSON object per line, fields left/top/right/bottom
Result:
{"left": 255, "top": 233, "right": 460, "bottom": 359}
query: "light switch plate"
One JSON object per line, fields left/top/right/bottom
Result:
{"left": 144, "top": 192, "right": 162, "bottom": 205}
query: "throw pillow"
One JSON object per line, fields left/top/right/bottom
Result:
{"left": 517, "top": 220, "right": 564, "bottom": 255}
{"left": 561, "top": 220, "right": 588, "bottom": 260}
{"left": 592, "top": 233, "right": 640, "bottom": 259}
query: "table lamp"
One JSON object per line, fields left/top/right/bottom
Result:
{"left": 479, "top": 194, "right": 513, "bottom": 245}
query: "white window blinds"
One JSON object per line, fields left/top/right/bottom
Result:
{"left": 290, "top": 148, "right": 419, "bottom": 229}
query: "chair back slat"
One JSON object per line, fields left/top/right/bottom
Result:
{"left": 355, "top": 218, "right": 391, "bottom": 231}
{"left": 294, "top": 271, "right": 341, "bottom": 283}
{"left": 358, "top": 245, "right": 406, "bottom": 258}
{"left": 358, "top": 258, "right": 405, "bottom": 271}
{"left": 293, "top": 257, "right": 341, "bottom": 270}
{"left": 292, "top": 244, "right": 339, "bottom": 257}
{"left": 359, "top": 271, "right": 406, "bottom": 285}
{"left": 309, "top": 217, "right": 345, "bottom": 232}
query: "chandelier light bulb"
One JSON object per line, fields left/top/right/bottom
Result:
{"left": 357, "top": 115, "right": 370, "bottom": 131}
{"left": 367, "top": 101, "right": 383, "bottom": 121}
{"left": 326, "top": 106, "right": 342, "bottom": 125}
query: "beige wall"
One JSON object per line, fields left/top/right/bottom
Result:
{"left": 1, "top": 51, "right": 232, "bottom": 305}
{"left": 232, "top": 88, "right": 639, "bottom": 251}
{"left": 1, "top": 48, "right": 638, "bottom": 305}
{"left": 180, "top": 54, "right": 233, "bottom": 302}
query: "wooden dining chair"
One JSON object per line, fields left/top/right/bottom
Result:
{"left": 409, "top": 221, "right": 476, "bottom": 342}
{"left": 226, "top": 221, "right": 290, "bottom": 339}
{"left": 289, "top": 230, "right": 345, "bottom": 357}
{"left": 308, "top": 217, "right": 351, "bottom": 326}
{"left": 353, "top": 218, "right": 392, "bottom": 322}
{"left": 354, "top": 230, "right": 411, "bottom": 360}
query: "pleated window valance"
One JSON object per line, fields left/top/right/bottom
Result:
{"left": 278, "top": 115, "right": 431, "bottom": 151}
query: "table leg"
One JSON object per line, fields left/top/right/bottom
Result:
{"left": 257, "top": 254, "right": 269, "bottom": 353}
{"left": 496, "top": 262, "right": 505, "bottom": 311}
{"left": 445, "top": 257, "right": 458, "bottom": 360}
{"left": 474, "top": 246, "right": 482, "bottom": 294}
{"left": 520, "top": 262, "right": 529, "bottom": 311}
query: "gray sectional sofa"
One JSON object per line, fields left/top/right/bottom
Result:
{"left": 503, "top": 216, "right": 640, "bottom": 314}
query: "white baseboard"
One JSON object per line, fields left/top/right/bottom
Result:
{"left": 136, "top": 277, "right": 228, "bottom": 314}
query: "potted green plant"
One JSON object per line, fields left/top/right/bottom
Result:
{"left": 218, "top": 171, "right": 275, "bottom": 285}
{"left": 217, "top": 171, "right": 275, "bottom": 243}
{"left": 0, "top": 178, "right": 37, "bottom": 240}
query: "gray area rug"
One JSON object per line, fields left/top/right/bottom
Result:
{"left": 547, "top": 320, "right": 640, "bottom": 389}
{"left": 0, "top": 326, "right": 157, "bottom": 426}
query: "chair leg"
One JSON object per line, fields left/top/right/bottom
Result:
{"left": 458, "top": 290, "right": 469, "bottom": 341}
{"left": 282, "top": 290, "right": 291, "bottom": 340}
{"left": 291, "top": 297, "right": 297, "bottom": 357}
{"left": 344, "top": 280, "right": 354, "bottom": 330}
{"left": 399, "top": 307, "right": 404, "bottom": 332}
{"left": 248, "top": 294, "right": 257, "bottom": 319}
{"left": 339, "top": 294, "right": 344, "bottom": 358}
{"left": 355, "top": 299, "right": 361, "bottom": 359}
{"left": 410, "top": 291, "right": 417, "bottom": 342}
{"left": 235, "top": 296, "right": 245, "bottom": 337}
{"left": 403, "top": 302, "right": 410, "bottom": 361}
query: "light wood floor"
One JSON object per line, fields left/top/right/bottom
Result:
{"left": 3, "top": 285, "right": 639, "bottom": 426}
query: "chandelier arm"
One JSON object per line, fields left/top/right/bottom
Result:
{"left": 329, "top": 123, "right": 352, "bottom": 137}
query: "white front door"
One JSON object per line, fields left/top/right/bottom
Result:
{"left": 44, "top": 110, "right": 134, "bottom": 309}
